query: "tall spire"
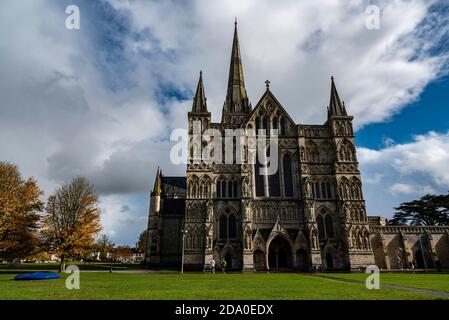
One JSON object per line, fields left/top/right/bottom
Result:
{"left": 191, "top": 71, "right": 208, "bottom": 113}
{"left": 328, "top": 76, "right": 347, "bottom": 117}
{"left": 151, "top": 167, "right": 162, "bottom": 196}
{"left": 223, "top": 20, "right": 250, "bottom": 116}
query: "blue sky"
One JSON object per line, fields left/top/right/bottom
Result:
{"left": 357, "top": 75, "right": 449, "bottom": 149}
{"left": 1, "top": 0, "right": 449, "bottom": 245}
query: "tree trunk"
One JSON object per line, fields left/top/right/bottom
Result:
{"left": 59, "top": 255, "right": 65, "bottom": 273}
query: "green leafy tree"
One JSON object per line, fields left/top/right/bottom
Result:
{"left": 390, "top": 193, "right": 449, "bottom": 226}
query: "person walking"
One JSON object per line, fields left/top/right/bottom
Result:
{"left": 221, "top": 259, "right": 227, "bottom": 274}
{"left": 209, "top": 258, "right": 216, "bottom": 274}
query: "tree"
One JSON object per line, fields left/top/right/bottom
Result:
{"left": 136, "top": 230, "right": 148, "bottom": 253}
{"left": 96, "top": 234, "right": 114, "bottom": 261}
{"left": 115, "top": 245, "right": 133, "bottom": 262}
{"left": 0, "top": 162, "right": 43, "bottom": 264}
{"left": 41, "top": 176, "right": 102, "bottom": 272}
{"left": 389, "top": 193, "right": 449, "bottom": 226}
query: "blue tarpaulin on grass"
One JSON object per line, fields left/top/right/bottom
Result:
{"left": 14, "top": 272, "right": 61, "bottom": 280}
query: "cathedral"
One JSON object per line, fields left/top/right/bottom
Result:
{"left": 144, "top": 23, "right": 449, "bottom": 272}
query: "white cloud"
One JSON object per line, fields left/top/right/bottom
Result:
{"left": 359, "top": 131, "right": 449, "bottom": 216}
{"left": 106, "top": 0, "right": 449, "bottom": 127}
{"left": 389, "top": 183, "right": 434, "bottom": 195}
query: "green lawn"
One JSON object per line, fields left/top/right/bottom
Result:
{"left": 0, "top": 272, "right": 447, "bottom": 300}
{"left": 319, "top": 273, "right": 449, "bottom": 293}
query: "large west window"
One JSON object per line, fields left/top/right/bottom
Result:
{"left": 219, "top": 212, "right": 237, "bottom": 240}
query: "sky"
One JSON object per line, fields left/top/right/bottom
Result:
{"left": 1, "top": 0, "right": 449, "bottom": 245}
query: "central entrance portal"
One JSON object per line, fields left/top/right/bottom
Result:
{"left": 268, "top": 236, "right": 292, "bottom": 270}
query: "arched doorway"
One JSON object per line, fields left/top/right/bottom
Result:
{"left": 325, "top": 252, "right": 334, "bottom": 270}
{"left": 415, "top": 249, "right": 425, "bottom": 269}
{"left": 224, "top": 253, "right": 232, "bottom": 270}
{"left": 253, "top": 250, "right": 266, "bottom": 271}
{"left": 268, "top": 236, "right": 292, "bottom": 270}
{"left": 296, "top": 249, "right": 309, "bottom": 271}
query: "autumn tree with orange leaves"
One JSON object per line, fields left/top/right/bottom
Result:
{"left": 42, "top": 176, "right": 101, "bottom": 272}
{"left": 0, "top": 162, "right": 44, "bottom": 264}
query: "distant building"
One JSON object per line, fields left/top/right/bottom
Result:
{"left": 144, "top": 23, "right": 449, "bottom": 271}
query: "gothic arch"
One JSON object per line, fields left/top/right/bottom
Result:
{"left": 217, "top": 206, "right": 238, "bottom": 240}
{"left": 347, "top": 177, "right": 362, "bottom": 200}
{"left": 338, "top": 177, "right": 350, "bottom": 200}
{"left": 337, "top": 139, "right": 356, "bottom": 162}
{"left": 252, "top": 230, "right": 267, "bottom": 253}
{"left": 305, "top": 140, "right": 320, "bottom": 163}
{"left": 267, "top": 235, "right": 293, "bottom": 270}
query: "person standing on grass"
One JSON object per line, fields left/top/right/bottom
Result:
{"left": 209, "top": 258, "right": 216, "bottom": 274}
{"left": 221, "top": 259, "right": 227, "bottom": 273}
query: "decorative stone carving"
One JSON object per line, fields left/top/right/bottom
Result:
{"left": 242, "top": 177, "right": 249, "bottom": 197}
{"left": 206, "top": 199, "right": 214, "bottom": 221}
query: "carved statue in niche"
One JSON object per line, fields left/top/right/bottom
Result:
{"left": 242, "top": 176, "right": 249, "bottom": 197}
{"left": 311, "top": 230, "right": 318, "bottom": 249}
{"left": 305, "top": 180, "right": 313, "bottom": 198}
{"left": 206, "top": 227, "right": 213, "bottom": 250}
{"left": 242, "top": 200, "right": 252, "bottom": 221}
{"left": 245, "top": 229, "right": 252, "bottom": 250}
{"left": 306, "top": 201, "right": 314, "bottom": 221}
{"left": 206, "top": 199, "right": 213, "bottom": 221}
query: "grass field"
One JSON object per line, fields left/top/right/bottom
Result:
{"left": 0, "top": 272, "right": 448, "bottom": 300}
{"left": 319, "top": 273, "right": 449, "bottom": 293}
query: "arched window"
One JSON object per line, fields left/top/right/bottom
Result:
{"left": 232, "top": 180, "right": 238, "bottom": 198}
{"left": 228, "top": 180, "right": 233, "bottom": 198}
{"left": 193, "top": 182, "right": 198, "bottom": 198}
{"left": 228, "top": 214, "right": 237, "bottom": 238}
{"left": 326, "top": 181, "right": 332, "bottom": 199}
{"left": 313, "top": 181, "right": 321, "bottom": 199}
{"left": 219, "top": 213, "right": 237, "bottom": 240}
{"left": 216, "top": 180, "right": 222, "bottom": 198}
{"left": 262, "top": 117, "right": 269, "bottom": 136}
{"left": 268, "top": 149, "right": 280, "bottom": 197}
{"left": 325, "top": 215, "right": 334, "bottom": 238}
{"left": 222, "top": 180, "right": 227, "bottom": 198}
{"left": 321, "top": 181, "right": 327, "bottom": 199}
{"left": 255, "top": 158, "right": 265, "bottom": 197}
{"left": 283, "top": 154, "right": 293, "bottom": 197}
{"left": 255, "top": 116, "right": 261, "bottom": 134}
{"left": 280, "top": 118, "right": 286, "bottom": 135}
{"left": 219, "top": 214, "right": 227, "bottom": 239}
{"left": 272, "top": 116, "right": 278, "bottom": 131}
{"left": 316, "top": 215, "right": 325, "bottom": 240}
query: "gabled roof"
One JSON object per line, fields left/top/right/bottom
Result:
{"left": 245, "top": 87, "right": 297, "bottom": 126}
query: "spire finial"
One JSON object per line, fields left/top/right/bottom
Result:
{"left": 222, "top": 17, "right": 249, "bottom": 119}
{"left": 328, "top": 75, "right": 348, "bottom": 117}
{"left": 265, "top": 80, "right": 271, "bottom": 90}
{"left": 191, "top": 70, "right": 208, "bottom": 113}
{"left": 235, "top": 17, "right": 237, "bottom": 26}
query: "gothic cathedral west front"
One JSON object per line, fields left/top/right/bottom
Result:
{"left": 144, "top": 22, "right": 379, "bottom": 272}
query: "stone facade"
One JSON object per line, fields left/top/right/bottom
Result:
{"left": 369, "top": 218, "right": 449, "bottom": 270}
{"left": 144, "top": 23, "right": 449, "bottom": 271}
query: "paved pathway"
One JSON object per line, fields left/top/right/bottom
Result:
{"left": 314, "top": 274, "right": 449, "bottom": 298}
